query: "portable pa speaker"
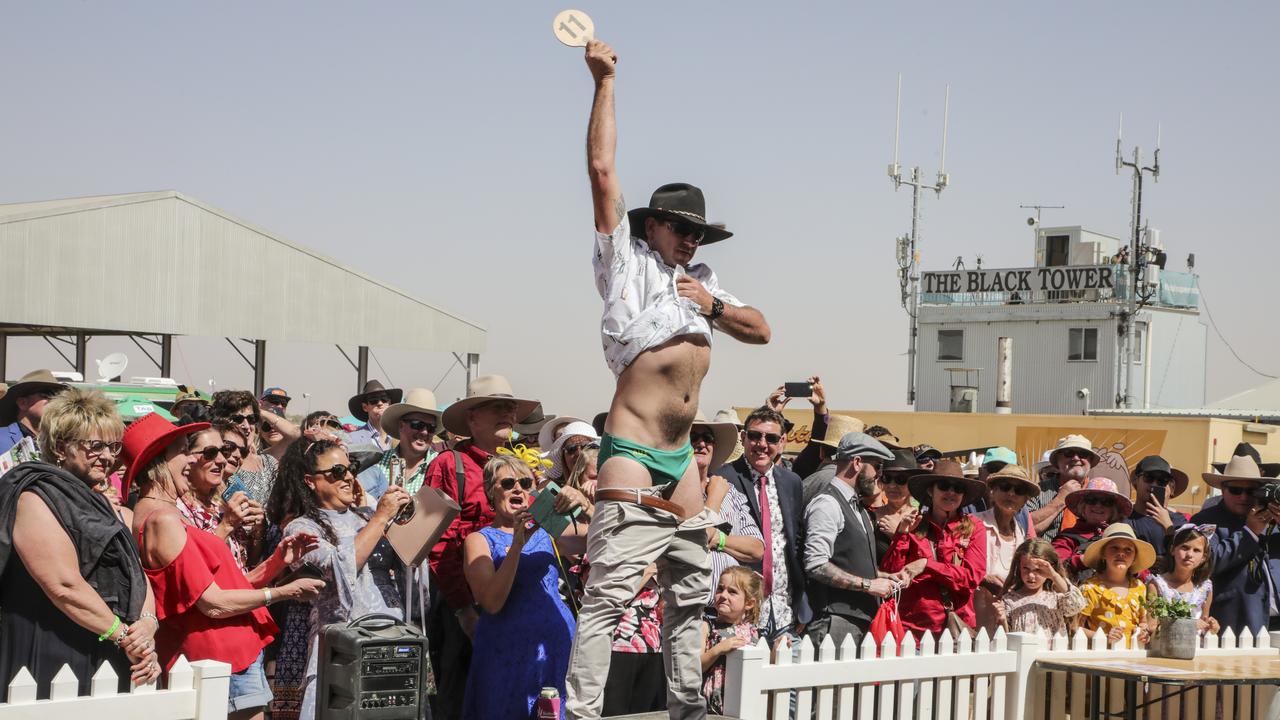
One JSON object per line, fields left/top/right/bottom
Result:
{"left": 316, "top": 613, "right": 430, "bottom": 719}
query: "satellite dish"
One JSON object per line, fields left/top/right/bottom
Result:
{"left": 96, "top": 353, "right": 129, "bottom": 382}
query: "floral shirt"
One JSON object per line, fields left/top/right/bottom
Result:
{"left": 176, "top": 497, "right": 249, "bottom": 573}
{"left": 1003, "top": 585, "right": 1087, "bottom": 637}
{"left": 753, "top": 467, "right": 792, "bottom": 631}
{"left": 611, "top": 578, "right": 663, "bottom": 653}
{"left": 1080, "top": 577, "right": 1146, "bottom": 638}
{"left": 593, "top": 215, "right": 745, "bottom": 376}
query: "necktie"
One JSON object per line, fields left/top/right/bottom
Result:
{"left": 757, "top": 474, "right": 773, "bottom": 596}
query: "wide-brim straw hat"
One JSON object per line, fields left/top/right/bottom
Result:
{"left": 121, "top": 413, "right": 210, "bottom": 498}
{"left": 1130, "top": 455, "right": 1189, "bottom": 499}
{"left": 1065, "top": 476, "right": 1134, "bottom": 517}
{"left": 1203, "top": 454, "right": 1273, "bottom": 490}
{"left": 441, "top": 375, "right": 539, "bottom": 437}
{"left": 692, "top": 410, "right": 738, "bottom": 471}
{"left": 908, "top": 459, "right": 988, "bottom": 506}
{"left": 1048, "top": 434, "right": 1102, "bottom": 466}
{"left": 537, "top": 416, "right": 585, "bottom": 451}
{"left": 545, "top": 421, "right": 602, "bottom": 478}
{"left": 0, "top": 369, "right": 67, "bottom": 424}
{"left": 347, "top": 380, "right": 403, "bottom": 423}
{"left": 380, "top": 388, "right": 444, "bottom": 436}
{"left": 985, "top": 464, "right": 1040, "bottom": 495}
{"left": 1082, "top": 523, "right": 1156, "bottom": 573}
{"left": 813, "top": 414, "right": 866, "bottom": 449}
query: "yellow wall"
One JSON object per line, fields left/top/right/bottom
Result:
{"left": 736, "top": 407, "right": 1280, "bottom": 514}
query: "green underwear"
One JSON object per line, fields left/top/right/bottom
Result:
{"left": 599, "top": 432, "right": 694, "bottom": 486}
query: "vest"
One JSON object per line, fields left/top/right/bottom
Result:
{"left": 807, "top": 483, "right": 880, "bottom": 624}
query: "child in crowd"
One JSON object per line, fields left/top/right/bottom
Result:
{"left": 1078, "top": 524, "right": 1155, "bottom": 646}
{"left": 700, "top": 567, "right": 763, "bottom": 715}
{"left": 1147, "top": 524, "right": 1220, "bottom": 634}
{"left": 995, "top": 539, "right": 1086, "bottom": 636}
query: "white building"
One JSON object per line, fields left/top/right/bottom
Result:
{"left": 914, "top": 225, "right": 1206, "bottom": 414}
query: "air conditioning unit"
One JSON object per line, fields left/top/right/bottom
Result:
{"left": 950, "top": 387, "right": 978, "bottom": 413}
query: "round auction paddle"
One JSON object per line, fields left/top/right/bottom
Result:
{"left": 552, "top": 9, "right": 594, "bottom": 47}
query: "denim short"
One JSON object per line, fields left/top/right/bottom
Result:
{"left": 227, "top": 650, "right": 273, "bottom": 712}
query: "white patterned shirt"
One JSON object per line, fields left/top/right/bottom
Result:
{"left": 752, "top": 466, "right": 793, "bottom": 630}
{"left": 593, "top": 216, "right": 745, "bottom": 376}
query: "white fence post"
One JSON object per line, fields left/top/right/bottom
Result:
{"left": 723, "top": 639, "right": 768, "bottom": 720}
{"left": 190, "top": 659, "right": 231, "bottom": 720}
{"left": 1002, "top": 631, "right": 1041, "bottom": 720}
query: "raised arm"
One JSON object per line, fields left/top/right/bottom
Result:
{"left": 585, "top": 39, "right": 623, "bottom": 233}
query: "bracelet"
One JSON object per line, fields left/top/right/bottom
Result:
{"left": 98, "top": 616, "right": 121, "bottom": 642}
{"left": 112, "top": 623, "right": 130, "bottom": 647}
{"left": 715, "top": 531, "right": 728, "bottom": 552}
{"left": 264, "top": 588, "right": 273, "bottom": 606}
{"left": 138, "top": 612, "right": 159, "bottom": 628}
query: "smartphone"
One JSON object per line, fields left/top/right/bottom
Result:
{"left": 783, "top": 381, "right": 813, "bottom": 398}
{"left": 273, "top": 563, "right": 323, "bottom": 588}
{"left": 1150, "top": 484, "right": 1166, "bottom": 505}
{"left": 529, "top": 482, "right": 581, "bottom": 539}
{"left": 221, "top": 476, "right": 253, "bottom": 504}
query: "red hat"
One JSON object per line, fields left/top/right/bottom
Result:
{"left": 121, "top": 413, "right": 209, "bottom": 498}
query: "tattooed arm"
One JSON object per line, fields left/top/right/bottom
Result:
{"left": 585, "top": 39, "right": 624, "bottom": 233}
{"left": 808, "top": 562, "right": 899, "bottom": 599}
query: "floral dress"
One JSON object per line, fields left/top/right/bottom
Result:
{"left": 1150, "top": 574, "right": 1213, "bottom": 619}
{"left": 1002, "top": 585, "right": 1088, "bottom": 637}
{"left": 702, "top": 619, "right": 759, "bottom": 714}
{"left": 1080, "top": 577, "right": 1146, "bottom": 639}
{"left": 176, "top": 497, "right": 249, "bottom": 573}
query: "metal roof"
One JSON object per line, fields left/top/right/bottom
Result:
{"left": 1088, "top": 408, "right": 1280, "bottom": 423}
{"left": 0, "top": 191, "right": 485, "bottom": 353}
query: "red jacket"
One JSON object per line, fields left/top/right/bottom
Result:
{"left": 881, "top": 516, "right": 987, "bottom": 636}
{"left": 425, "top": 441, "right": 495, "bottom": 609}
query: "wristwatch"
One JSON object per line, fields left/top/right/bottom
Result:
{"left": 856, "top": 577, "right": 868, "bottom": 591}
{"left": 705, "top": 297, "right": 725, "bottom": 320}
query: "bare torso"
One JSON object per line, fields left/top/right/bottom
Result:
{"left": 599, "top": 333, "right": 711, "bottom": 516}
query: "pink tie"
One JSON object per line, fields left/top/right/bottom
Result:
{"left": 758, "top": 475, "right": 773, "bottom": 596}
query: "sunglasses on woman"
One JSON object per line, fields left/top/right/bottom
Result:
{"left": 564, "top": 441, "right": 598, "bottom": 455}
{"left": 313, "top": 464, "right": 354, "bottom": 479}
{"left": 221, "top": 442, "right": 248, "bottom": 457}
{"left": 1082, "top": 495, "right": 1115, "bottom": 507}
{"left": 192, "top": 446, "right": 227, "bottom": 461}
{"left": 745, "top": 430, "right": 783, "bottom": 444}
{"left": 990, "top": 480, "right": 1034, "bottom": 497}
{"left": 934, "top": 479, "right": 967, "bottom": 495}
{"left": 498, "top": 477, "right": 534, "bottom": 491}
{"left": 228, "top": 413, "right": 259, "bottom": 426}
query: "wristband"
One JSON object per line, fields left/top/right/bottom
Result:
{"left": 716, "top": 531, "right": 728, "bottom": 552}
{"left": 98, "top": 616, "right": 121, "bottom": 642}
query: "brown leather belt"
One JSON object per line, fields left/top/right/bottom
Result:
{"left": 595, "top": 488, "right": 686, "bottom": 519}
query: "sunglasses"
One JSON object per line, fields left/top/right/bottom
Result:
{"left": 498, "top": 476, "right": 534, "bottom": 491}
{"left": 990, "top": 480, "right": 1035, "bottom": 497}
{"left": 312, "top": 464, "right": 354, "bottom": 480}
{"left": 1142, "top": 473, "right": 1173, "bottom": 487}
{"left": 564, "top": 441, "right": 598, "bottom": 455}
{"left": 77, "top": 439, "right": 122, "bottom": 457}
{"left": 403, "top": 419, "right": 436, "bottom": 434}
{"left": 880, "top": 473, "right": 911, "bottom": 486}
{"left": 934, "top": 479, "right": 967, "bottom": 495}
{"left": 663, "top": 219, "right": 705, "bottom": 243}
{"left": 192, "top": 446, "right": 227, "bottom": 462}
{"left": 228, "top": 413, "right": 260, "bottom": 426}
{"left": 689, "top": 430, "right": 717, "bottom": 445}
{"left": 221, "top": 442, "right": 248, "bottom": 457}
{"left": 364, "top": 395, "right": 391, "bottom": 407}
{"left": 1223, "top": 485, "right": 1254, "bottom": 497}
{"left": 1058, "top": 449, "right": 1093, "bottom": 461}
{"left": 746, "top": 430, "right": 783, "bottom": 445}
{"left": 1082, "top": 496, "right": 1116, "bottom": 507}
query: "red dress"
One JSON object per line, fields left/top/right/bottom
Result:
{"left": 141, "top": 522, "right": 277, "bottom": 672}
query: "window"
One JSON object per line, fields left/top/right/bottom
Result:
{"left": 1068, "top": 327, "right": 1098, "bottom": 361}
{"left": 937, "top": 329, "right": 964, "bottom": 361}
{"left": 1045, "top": 235, "right": 1070, "bottom": 266}
{"left": 1133, "top": 327, "right": 1144, "bottom": 364}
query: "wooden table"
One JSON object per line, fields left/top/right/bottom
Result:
{"left": 1036, "top": 655, "right": 1280, "bottom": 720}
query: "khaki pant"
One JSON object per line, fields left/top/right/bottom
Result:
{"left": 565, "top": 498, "right": 718, "bottom": 720}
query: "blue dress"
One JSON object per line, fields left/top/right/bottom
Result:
{"left": 462, "top": 526, "right": 575, "bottom": 720}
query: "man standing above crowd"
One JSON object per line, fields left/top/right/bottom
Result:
{"left": 564, "top": 38, "right": 772, "bottom": 720}
{"left": 0, "top": 370, "right": 66, "bottom": 456}
{"left": 804, "top": 432, "right": 897, "bottom": 647}
{"left": 720, "top": 408, "right": 807, "bottom": 646}
{"left": 1026, "top": 434, "right": 1092, "bottom": 539}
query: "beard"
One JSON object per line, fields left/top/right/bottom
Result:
{"left": 855, "top": 471, "right": 879, "bottom": 498}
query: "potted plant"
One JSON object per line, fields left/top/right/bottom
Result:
{"left": 1144, "top": 597, "right": 1198, "bottom": 659}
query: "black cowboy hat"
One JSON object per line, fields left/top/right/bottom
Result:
{"left": 628, "top": 183, "right": 733, "bottom": 246}
{"left": 883, "top": 448, "right": 926, "bottom": 477}
{"left": 347, "top": 380, "right": 403, "bottom": 423}
{"left": 1212, "top": 442, "right": 1280, "bottom": 478}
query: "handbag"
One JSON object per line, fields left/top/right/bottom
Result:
{"left": 384, "top": 452, "right": 462, "bottom": 567}
{"left": 869, "top": 589, "right": 905, "bottom": 655}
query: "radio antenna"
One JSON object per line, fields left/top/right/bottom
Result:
{"left": 1114, "top": 113, "right": 1163, "bottom": 410}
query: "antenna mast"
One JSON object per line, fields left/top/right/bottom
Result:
{"left": 890, "top": 75, "right": 951, "bottom": 407}
{"left": 1114, "top": 113, "right": 1162, "bottom": 409}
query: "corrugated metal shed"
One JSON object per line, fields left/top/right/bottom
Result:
{"left": 0, "top": 191, "right": 485, "bottom": 353}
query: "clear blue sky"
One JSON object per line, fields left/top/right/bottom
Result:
{"left": 4, "top": 2, "right": 1277, "bottom": 418}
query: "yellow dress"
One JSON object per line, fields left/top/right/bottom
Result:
{"left": 1080, "top": 577, "right": 1146, "bottom": 638}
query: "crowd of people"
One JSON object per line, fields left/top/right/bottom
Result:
{"left": 2, "top": 369, "right": 1279, "bottom": 719}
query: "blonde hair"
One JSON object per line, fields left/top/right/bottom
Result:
{"left": 719, "top": 566, "right": 764, "bottom": 624}
{"left": 38, "top": 388, "right": 123, "bottom": 464}
{"left": 564, "top": 447, "right": 599, "bottom": 493}
{"left": 483, "top": 454, "right": 533, "bottom": 502}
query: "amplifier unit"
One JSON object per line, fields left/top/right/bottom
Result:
{"left": 317, "top": 613, "right": 430, "bottom": 719}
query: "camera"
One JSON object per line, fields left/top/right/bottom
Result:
{"left": 1252, "top": 482, "right": 1280, "bottom": 507}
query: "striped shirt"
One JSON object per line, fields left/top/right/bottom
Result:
{"left": 707, "top": 484, "right": 763, "bottom": 604}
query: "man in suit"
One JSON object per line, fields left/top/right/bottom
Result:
{"left": 718, "top": 406, "right": 810, "bottom": 643}
{"left": 803, "top": 432, "right": 899, "bottom": 647}
{"left": 1192, "top": 454, "right": 1280, "bottom": 634}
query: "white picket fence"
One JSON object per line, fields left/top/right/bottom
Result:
{"left": 724, "top": 627, "right": 1280, "bottom": 720}
{"left": 0, "top": 655, "right": 231, "bottom": 720}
